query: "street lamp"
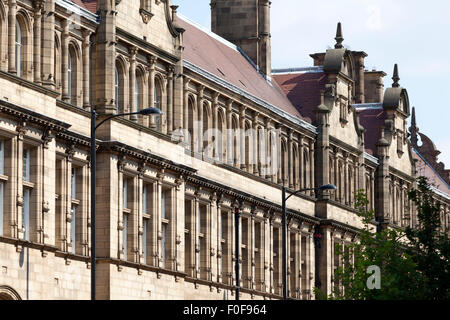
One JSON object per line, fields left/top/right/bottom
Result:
{"left": 281, "top": 183, "right": 337, "bottom": 300}
{"left": 90, "top": 107, "right": 163, "bottom": 300}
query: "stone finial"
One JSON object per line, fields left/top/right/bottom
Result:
{"left": 392, "top": 64, "right": 400, "bottom": 87}
{"left": 409, "top": 106, "right": 419, "bottom": 148}
{"left": 335, "top": 22, "right": 344, "bottom": 49}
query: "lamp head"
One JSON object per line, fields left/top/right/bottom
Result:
{"left": 139, "top": 107, "right": 163, "bottom": 116}
{"left": 318, "top": 184, "right": 337, "bottom": 191}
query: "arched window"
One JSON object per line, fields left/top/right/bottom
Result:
{"left": 134, "top": 73, "right": 139, "bottom": 112}
{"left": 15, "top": 19, "right": 22, "bottom": 77}
{"left": 244, "top": 122, "right": 251, "bottom": 172}
{"left": 281, "top": 140, "right": 287, "bottom": 185}
{"left": 187, "top": 97, "right": 195, "bottom": 151}
{"left": 154, "top": 78, "right": 162, "bottom": 131}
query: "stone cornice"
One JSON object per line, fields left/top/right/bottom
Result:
{"left": 0, "top": 70, "right": 60, "bottom": 99}
{"left": 0, "top": 99, "right": 71, "bottom": 131}
{"left": 116, "top": 28, "right": 180, "bottom": 64}
{"left": 99, "top": 140, "right": 197, "bottom": 177}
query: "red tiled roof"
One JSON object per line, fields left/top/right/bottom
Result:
{"left": 178, "top": 18, "right": 305, "bottom": 121}
{"left": 74, "top": 0, "right": 96, "bottom": 13}
{"left": 414, "top": 151, "right": 450, "bottom": 194}
{"left": 357, "top": 108, "right": 387, "bottom": 155}
{"left": 273, "top": 72, "right": 327, "bottom": 124}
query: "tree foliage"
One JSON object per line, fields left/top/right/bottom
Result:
{"left": 315, "top": 177, "right": 450, "bottom": 300}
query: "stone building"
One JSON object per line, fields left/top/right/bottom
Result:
{"left": 0, "top": 0, "right": 449, "bottom": 300}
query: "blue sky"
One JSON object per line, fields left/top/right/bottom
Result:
{"left": 173, "top": 0, "right": 450, "bottom": 166}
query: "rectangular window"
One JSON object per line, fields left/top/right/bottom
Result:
{"left": 123, "top": 178, "right": 128, "bottom": 209}
{"left": 23, "top": 148, "right": 30, "bottom": 181}
{"left": 23, "top": 188, "right": 30, "bottom": 241}
{"left": 142, "top": 185, "right": 147, "bottom": 214}
{"left": 71, "top": 168, "right": 77, "bottom": 199}
{"left": 161, "top": 191, "right": 166, "bottom": 220}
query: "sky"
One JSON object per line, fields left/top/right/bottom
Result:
{"left": 173, "top": 0, "right": 450, "bottom": 166}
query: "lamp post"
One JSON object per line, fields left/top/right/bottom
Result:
{"left": 281, "top": 184, "right": 337, "bottom": 300}
{"left": 90, "top": 107, "right": 162, "bottom": 301}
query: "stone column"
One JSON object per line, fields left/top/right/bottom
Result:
{"left": 129, "top": 47, "right": 137, "bottom": 121}
{"left": 212, "top": 93, "right": 220, "bottom": 161}
{"left": 8, "top": 0, "right": 17, "bottom": 74}
{"left": 61, "top": 20, "right": 70, "bottom": 102}
{"left": 288, "top": 130, "right": 294, "bottom": 188}
{"left": 41, "top": 0, "right": 55, "bottom": 90}
{"left": 82, "top": 31, "right": 91, "bottom": 110}
{"left": 148, "top": 56, "right": 157, "bottom": 128}
{"left": 65, "top": 150, "right": 73, "bottom": 253}
{"left": 117, "top": 158, "right": 125, "bottom": 260}
{"left": 167, "top": 66, "right": 174, "bottom": 133}
{"left": 226, "top": 100, "right": 233, "bottom": 165}
{"left": 173, "top": 59, "right": 184, "bottom": 130}
{"left": 197, "top": 85, "right": 205, "bottom": 156}
{"left": 239, "top": 106, "right": 246, "bottom": 170}
{"left": 252, "top": 113, "right": 259, "bottom": 175}
{"left": 33, "top": 1, "right": 44, "bottom": 84}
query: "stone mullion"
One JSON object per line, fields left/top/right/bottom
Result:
{"left": 8, "top": 0, "right": 17, "bottom": 74}
{"left": 81, "top": 165, "right": 89, "bottom": 256}
{"left": 148, "top": 57, "right": 156, "bottom": 128}
{"left": 344, "top": 156, "right": 349, "bottom": 205}
{"left": 156, "top": 179, "right": 162, "bottom": 267}
{"left": 129, "top": 47, "right": 137, "bottom": 120}
{"left": 299, "top": 137, "right": 304, "bottom": 189}
{"left": 175, "top": 178, "right": 185, "bottom": 272}
{"left": 268, "top": 218, "right": 273, "bottom": 293}
{"left": 288, "top": 131, "right": 294, "bottom": 188}
{"left": 212, "top": 94, "right": 219, "bottom": 161}
{"left": 182, "top": 78, "right": 190, "bottom": 132}
{"left": 193, "top": 197, "right": 200, "bottom": 278}
{"left": 197, "top": 86, "right": 204, "bottom": 156}
{"left": 239, "top": 107, "right": 246, "bottom": 170}
{"left": 65, "top": 156, "right": 73, "bottom": 252}
{"left": 298, "top": 231, "right": 303, "bottom": 299}
{"left": 307, "top": 232, "right": 314, "bottom": 299}
{"left": 138, "top": 70, "right": 149, "bottom": 127}
{"left": 61, "top": 20, "right": 69, "bottom": 102}
{"left": 117, "top": 161, "right": 124, "bottom": 260}
{"left": 32, "top": 144, "right": 43, "bottom": 244}
{"left": 264, "top": 119, "right": 271, "bottom": 180}
{"left": 129, "top": 176, "right": 139, "bottom": 263}
{"left": 173, "top": 59, "right": 184, "bottom": 130}
{"left": 252, "top": 114, "right": 259, "bottom": 175}
{"left": 250, "top": 215, "right": 255, "bottom": 290}
{"left": 226, "top": 100, "right": 233, "bottom": 165}
{"left": 137, "top": 174, "right": 144, "bottom": 264}
{"left": 167, "top": 187, "right": 177, "bottom": 270}
{"left": 33, "top": 2, "right": 43, "bottom": 84}
{"left": 216, "top": 201, "right": 222, "bottom": 283}
{"left": 205, "top": 198, "right": 213, "bottom": 281}
{"left": 230, "top": 205, "right": 236, "bottom": 286}
{"left": 82, "top": 31, "right": 91, "bottom": 110}
{"left": 167, "top": 66, "right": 174, "bottom": 133}
{"left": 286, "top": 226, "right": 291, "bottom": 296}
{"left": 334, "top": 153, "right": 339, "bottom": 201}
{"left": 41, "top": 0, "right": 55, "bottom": 89}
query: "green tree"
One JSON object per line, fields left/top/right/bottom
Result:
{"left": 315, "top": 177, "right": 449, "bottom": 300}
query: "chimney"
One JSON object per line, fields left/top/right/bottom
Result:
{"left": 364, "top": 70, "right": 386, "bottom": 103}
{"left": 211, "top": 0, "right": 272, "bottom": 77}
